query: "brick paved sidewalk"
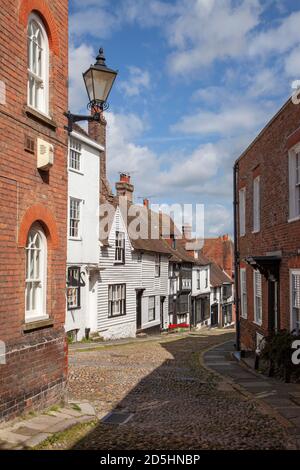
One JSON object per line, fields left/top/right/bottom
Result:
{"left": 0, "top": 402, "right": 96, "bottom": 450}
{"left": 203, "top": 340, "right": 300, "bottom": 449}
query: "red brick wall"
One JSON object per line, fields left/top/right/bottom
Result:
{"left": 0, "top": 0, "right": 68, "bottom": 421}
{"left": 236, "top": 99, "right": 300, "bottom": 351}
{"left": 202, "top": 235, "right": 234, "bottom": 278}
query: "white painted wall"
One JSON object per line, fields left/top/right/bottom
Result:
{"left": 98, "top": 207, "right": 139, "bottom": 340}
{"left": 140, "top": 252, "right": 169, "bottom": 331}
{"left": 65, "top": 131, "right": 103, "bottom": 340}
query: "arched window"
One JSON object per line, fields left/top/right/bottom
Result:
{"left": 27, "top": 13, "right": 49, "bottom": 114}
{"left": 25, "top": 223, "right": 47, "bottom": 321}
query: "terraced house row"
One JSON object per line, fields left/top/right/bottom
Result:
{"left": 234, "top": 96, "right": 300, "bottom": 354}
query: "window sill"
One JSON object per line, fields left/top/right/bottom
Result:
{"left": 253, "top": 320, "right": 262, "bottom": 327}
{"left": 288, "top": 215, "right": 300, "bottom": 224}
{"left": 23, "top": 317, "right": 53, "bottom": 332}
{"left": 69, "top": 237, "right": 82, "bottom": 242}
{"left": 68, "top": 168, "right": 84, "bottom": 176}
{"left": 24, "top": 105, "right": 57, "bottom": 131}
{"left": 108, "top": 313, "right": 126, "bottom": 319}
{"left": 114, "top": 261, "right": 125, "bottom": 265}
{"left": 252, "top": 230, "right": 260, "bottom": 234}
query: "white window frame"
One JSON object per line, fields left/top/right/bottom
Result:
{"left": 288, "top": 143, "right": 300, "bottom": 222}
{"left": 25, "top": 223, "right": 47, "bottom": 322}
{"left": 108, "top": 284, "right": 126, "bottom": 317}
{"left": 240, "top": 268, "right": 247, "bottom": 319}
{"left": 148, "top": 296, "right": 156, "bottom": 322}
{"left": 290, "top": 269, "right": 300, "bottom": 334}
{"left": 239, "top": 187, "right": 246, "bottom": 237}
{"left": 69, "top": 197, "right": 82, "bottom": 239}
{"left": 197, "top": 270, "right": 200, "bottom": 290}
{"left": 69, "top": 137, "right": 82, "bottom": 173}
{"left": 253, "top": 270, "right": 262, "bottom": 325}
{"left": 115, "top": 231, "right": 125, "bottom": 263}
{"left": 155, "top": 254, "right": 161, "bottom": 277}
{"left": 253, "top": 176, "right": 260, "bottom": 233}
{"left": 67, "top": 266, "right": 81, "bottom": 310}
{"left": 205, "top": 268, "right": 209, "bottom": 289}
{"left": 27, "top": 13, "right": 49, "bottom": 115}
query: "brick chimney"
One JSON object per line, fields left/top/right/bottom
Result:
{"left": 115, "top": 173, "right": 134, "bottom": 203}
{"left": 182, "top": 223, "right": 192, "bottom": 240}
{"left": 88, "top": 109, "right": 114, "bottom": 203}
{"left": 143, "top": 198, "right": 149, "bottom": 209}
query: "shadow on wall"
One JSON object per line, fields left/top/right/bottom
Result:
{"left": 69, "top": 331, "right": 283, "bottom": 450}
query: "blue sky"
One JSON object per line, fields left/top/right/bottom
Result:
{"left": 69, "top": 0, "right": 300, "bottom": 237}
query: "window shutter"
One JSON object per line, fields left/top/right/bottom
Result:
{"left": 253, "top": 177, "right": 260, "bottom": 232}
{"left": 255, "top": 271, "right": 262, "bottom": 297}
{"left": 239, "top": 188, "right": 246, "bottom": 236}
{"left": 293, "top": 274, "right": 300, "bottom": 308}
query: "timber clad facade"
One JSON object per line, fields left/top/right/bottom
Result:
{"left": 0, "top": 0, "right": 68, "bottom": 421}
{"left": 235, "top": 98, "right": 300, "bottom": 352}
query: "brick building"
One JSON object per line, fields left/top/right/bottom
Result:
{"left": 202, "top": 235, "right": 234, "bottom": 278}
{"left": 0, "top": 0, "right": 68, "bottom": 420}
{"left": 234, "top": 97, "right": 300, "bottom": 352}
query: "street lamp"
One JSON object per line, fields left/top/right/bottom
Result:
{"left": 65, "top": 48, "right": 118, "bottom": 134}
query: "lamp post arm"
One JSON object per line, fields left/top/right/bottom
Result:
{"left": 64, "top": 111, "right": 101, "bottom": 134}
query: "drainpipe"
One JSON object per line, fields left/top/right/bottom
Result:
{"left": 233, "top": 162, "right": 241, "bottom": 351}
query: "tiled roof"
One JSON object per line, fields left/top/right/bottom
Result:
{"left": 210, "top": 262, "right": 232, "bottom": 287}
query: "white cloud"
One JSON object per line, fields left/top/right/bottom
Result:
{"left": 119, "top": 66, "right": 150, "bottom": 97}
{"left": 166, "top": 0, "right": 261, "bottom": 75}
{"left": 69, "top": 43, "right": 95, "bottom": 112}
{"left": 70, "top": 4, "right": 120, "bottom": 40}
{"left": 171, "top": 103, "right": 273, "bottom": 137}
{"left": 285, "top": 46, "right": 300, "bottom": 78}
{"left": 205, "top": 204, "right": 233, "bottom": 236}
{"left": 248, "top": 10, "right": 300, "bottom": 58}
{"left": 157, "top": 143, "right": 220, "bottom": 188}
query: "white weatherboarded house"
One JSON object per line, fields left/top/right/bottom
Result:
{"left": 65, "top": 125, "right": 104, "bottom": 341}
{"left": 97, "top": 185, "right": 171, "bottom": 340}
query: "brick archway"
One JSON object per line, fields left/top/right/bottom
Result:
{"left": 18, "top": 204, "right": 59, "bottom": 248}
{"left": 19, "top": 0, "right": 60, "bottom": 55}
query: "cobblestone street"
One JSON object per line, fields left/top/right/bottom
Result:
{"left": 64, "top": 330, "right": 292, "bottom": 450}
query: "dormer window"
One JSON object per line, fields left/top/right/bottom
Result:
{"left": 27, "top": 13, "right": 49, "bottom": 115}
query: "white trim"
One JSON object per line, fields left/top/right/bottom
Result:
{"left": 27, "top": 13, "right": 49, "bottom": 116}
{"left": 290, "top": 269, "right": 300, "bottom": 333}
{"left": 253, "top": 270, "right": 262, "bottom": 326}
{"left": 71, "top": 130, "right": 105, "bottom": 152}
{"left": 25, "top": 223, "right": 48, "bottom": 322}
{"left": 289, "top": 143, "right": 300, "bottom": 221}
{"left": 253, "top": 175, "right": 260, "bottom": 233}
{"left": 240, "top": 268, "right": 247, "bottom": 319}
{"left": 239, "top": 187, "right": 246, "bottom": 237}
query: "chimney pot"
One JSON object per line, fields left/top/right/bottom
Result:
{"left": 120, "top": 173, "right": 130, "bottom": 183}
{"left": 143, "top": 198, "right": 149, "bottom": 209}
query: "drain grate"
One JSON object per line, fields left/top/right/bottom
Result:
{"left": 101, "top": 411, "right": 133, "bottom": 425}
